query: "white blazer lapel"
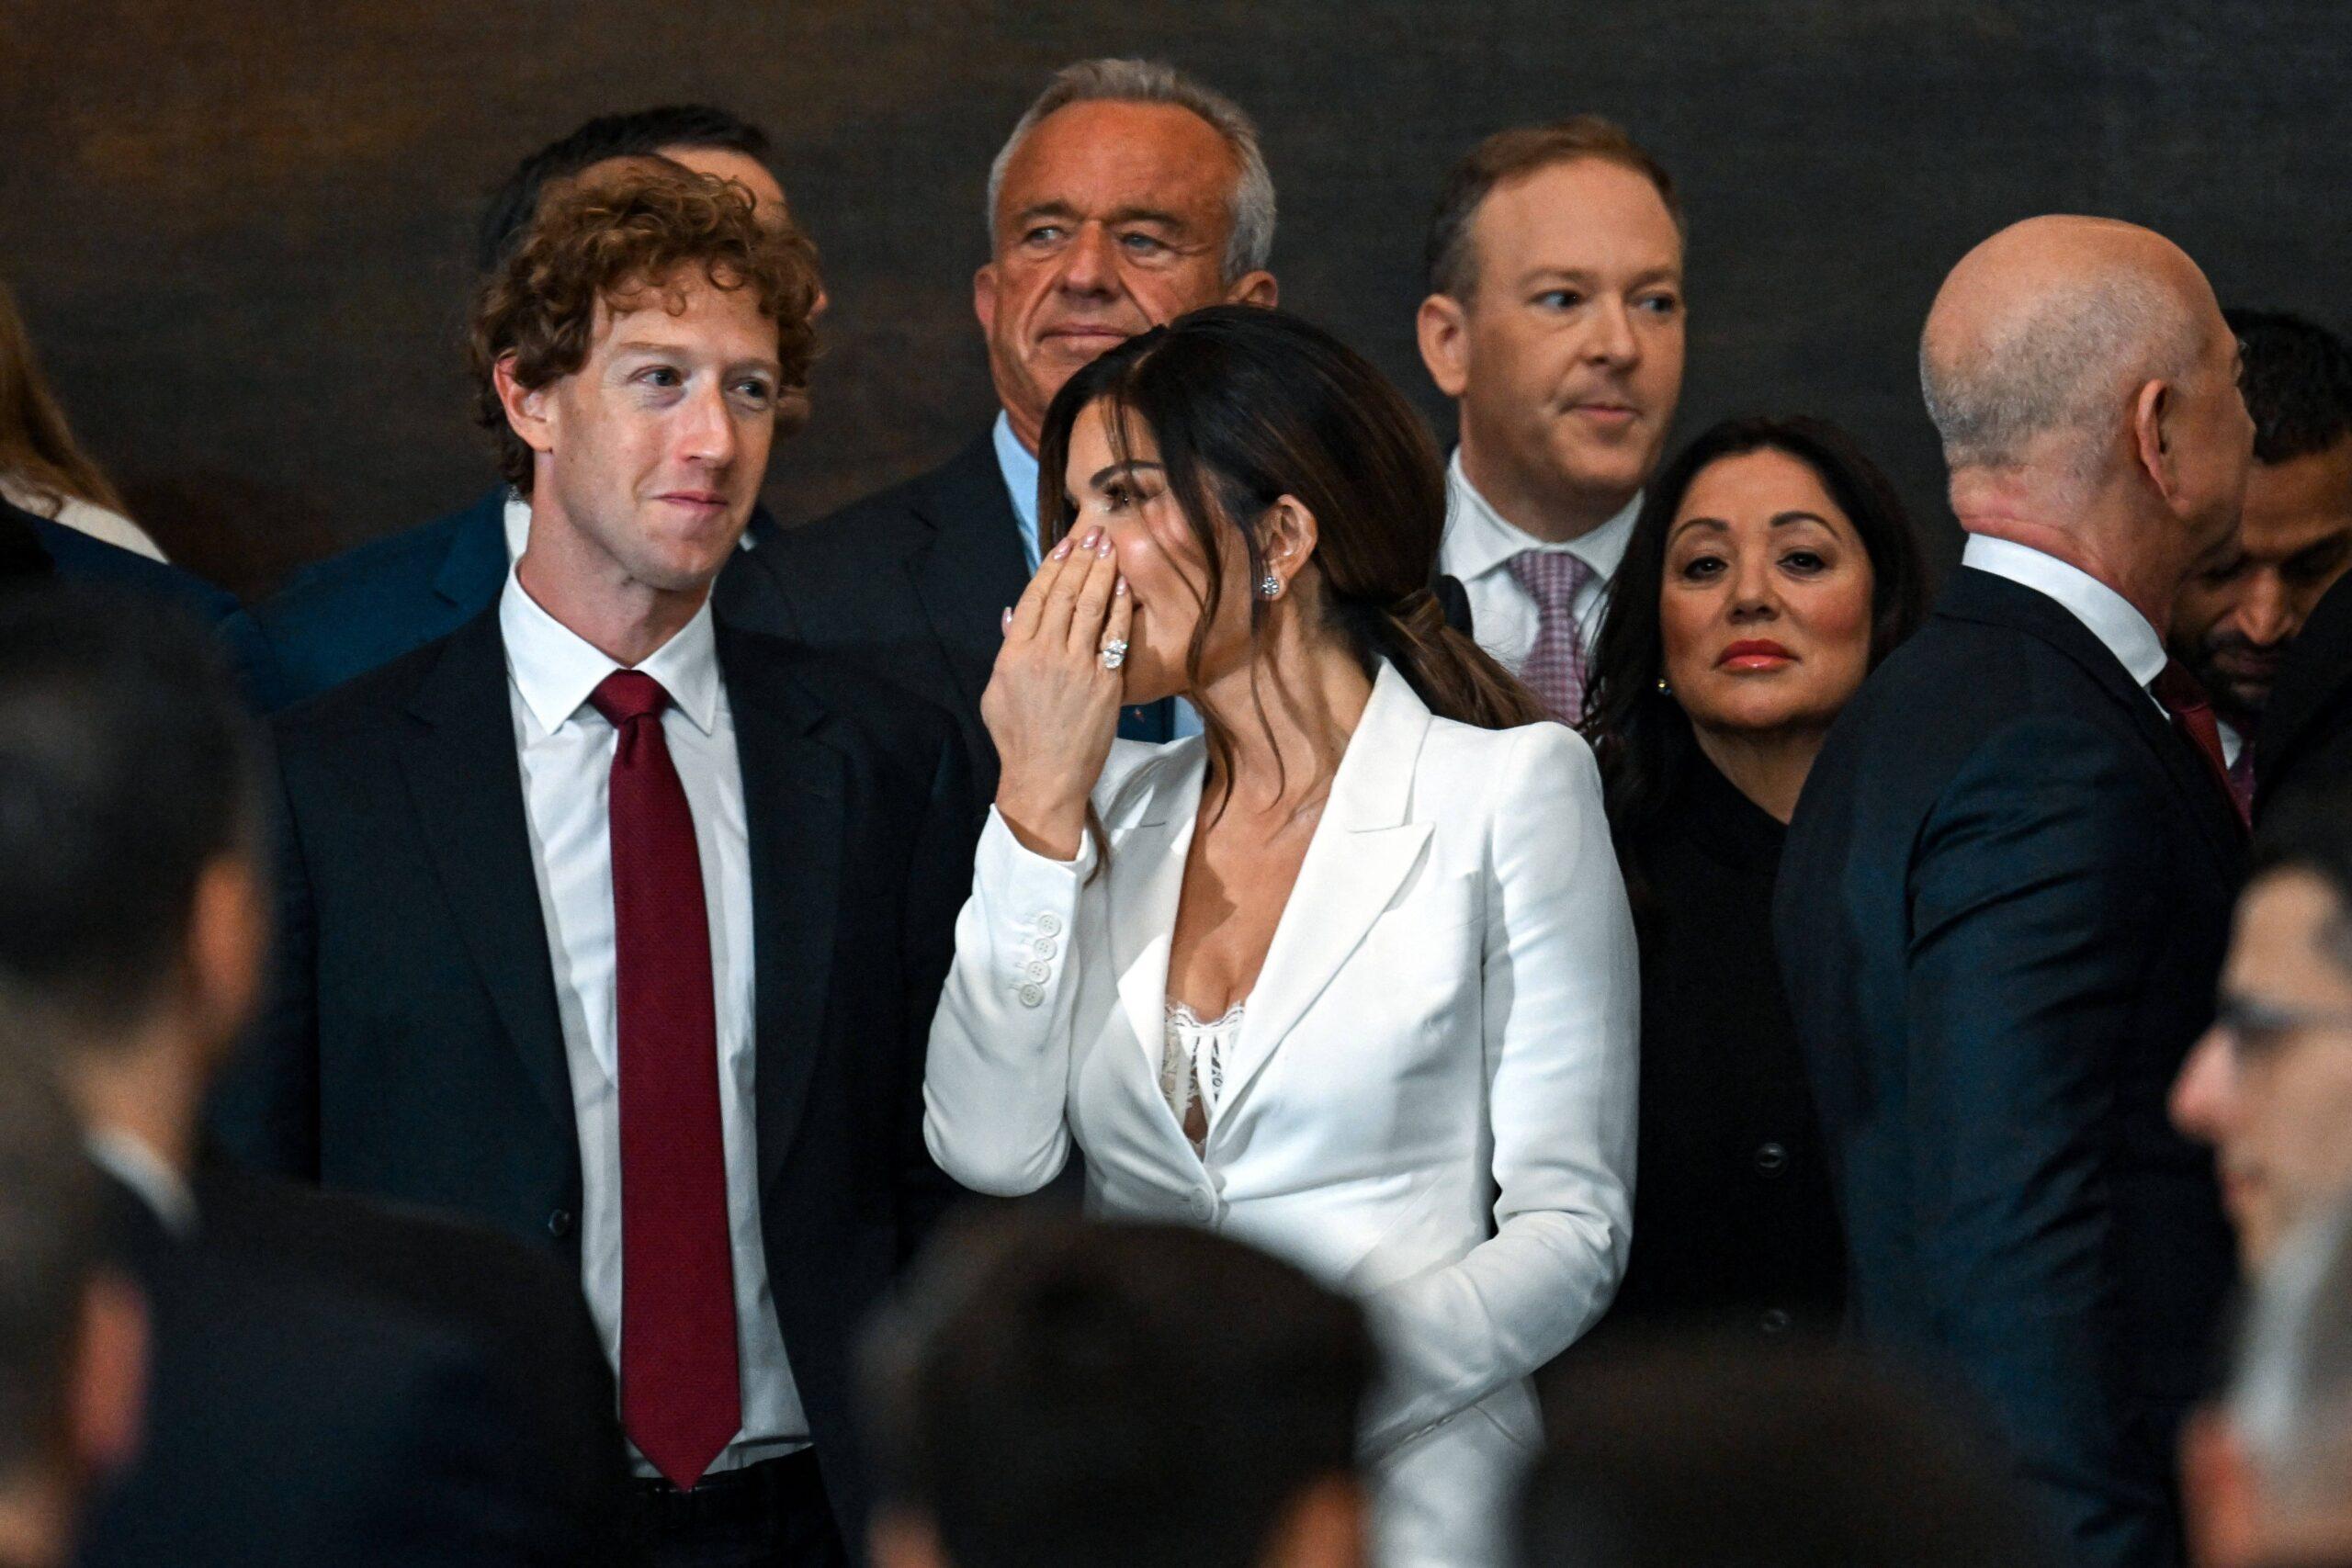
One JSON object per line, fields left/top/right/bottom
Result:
{"left": 1106, "top": 745, "right": 1208, "bottom": 1071}
{"left": 1217, "top": 664, "right": 1434, "bottom": 1118}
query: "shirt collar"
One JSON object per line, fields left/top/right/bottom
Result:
{"left": 498, "top": 566, "right": 721, "bottom": 738}
{"left": 992, "top": 411, "right": 1042, "bottom": 557}
{"left": 1443, "top": 450, "right": 1639, "bottom": 582}
{"left": 85, "top": 1128, "right": 198, "bottom": 1237}
{"left": 1961, "top": 533, "right": 2169, "bottom": 690}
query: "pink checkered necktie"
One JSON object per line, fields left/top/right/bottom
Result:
{"left": 1508, "top": 549, "right": 1599, "bottom": 726}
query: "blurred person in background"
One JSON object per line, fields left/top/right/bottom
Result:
{"left": 0, "top": 1050, "right": 143, "bottom": 1568}
{"left": 2174, "top": 788, "right": 2352, "bottom": 1269}
{"left": 863, "top": 1217, "right": 1373, "bottom": 1568}
{"left": 2182, "top": 1199, "right": 2352, "bottom": 1568}
{"left": 1576, "top": 414, "right": 1925, "bottom": 1354}
{"left": 1518, "top": 1342, "right": 2054, "bottom": 1568}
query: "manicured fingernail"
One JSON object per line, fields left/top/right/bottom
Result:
{"left": 1001, "top": 606, "right": 1012, "bottom": 630}
{"left": 1080, "top": 525, "right": 1102, "bottom": 548}
{"left": 1114, "top": 578, "right": 1128, "bottom": 596}
{"left": 1052, "top": 536, "right": 1073, "bottom": 558}
{"left": 1096, "top": 535, "right": 1114, "bottom": 557}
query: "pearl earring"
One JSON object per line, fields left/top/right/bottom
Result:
{"left": 1260, "top": 574, "right": 1283, "bottom": 600}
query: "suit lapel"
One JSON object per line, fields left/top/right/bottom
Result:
{"left": 1217, "top": 667, "right": 1435, "bottom": 1120}
{"left": 1942, "top": 570, "right": 2243, "bottom": 867}
{"left": 902, "top": 432, "right": 1035, "bottom": 713}
{"left": 399, "top": 608, "right": 577, "bottom": 1142}
{"left": 430, "top": 489, "right": 512, "bottom": 611}
{"left": 721, "top": 631, "right": 849, "bottom": 1193}
{"left": 1107, "top": 750, "right": 1208, "bottom": 1076}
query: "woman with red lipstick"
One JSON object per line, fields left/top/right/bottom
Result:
{"left": 1578, "top": 414, "right": 1926, "bottom": 1351}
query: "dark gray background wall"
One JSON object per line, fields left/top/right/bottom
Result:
{"left": 4, "top": 1, "right": 2345, "bottom": 599}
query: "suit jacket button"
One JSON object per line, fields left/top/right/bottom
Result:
{"left": 547, "top": 1209, "right": 575, "bottom": 1239}
{"left": 1753, "top": 1141, "right": 1789, "bottom": 1177}
{"left": 1759, "top": 1308, "right": 1792, "bottom": 1337}
{"left": 1018, "top": 983, "right": 1045, "bottom": 1009}
{"left": 1036, "top": 914, "right": 1063, "bottom": 936}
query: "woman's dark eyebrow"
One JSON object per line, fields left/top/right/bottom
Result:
{"left": 1770, "top": 510, "right": 1833, "bottom": 528}
{"left": 1087, "top": 459, "right": 1165, "bottom": 490}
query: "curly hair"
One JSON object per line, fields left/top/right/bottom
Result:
{"left": 468, "top": 163, "right": 821, "bottom": 492}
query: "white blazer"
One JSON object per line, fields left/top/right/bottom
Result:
{"left": 924, "top": 661, "right": 1639, "bottom": 1568}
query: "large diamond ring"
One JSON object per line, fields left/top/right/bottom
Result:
{"left": 1099, "top": 638, "right": 1129, "bottom": 671}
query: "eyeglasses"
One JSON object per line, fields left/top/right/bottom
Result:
{"left": 2211, "top": 993, "right": 2352, "bottom": 1059}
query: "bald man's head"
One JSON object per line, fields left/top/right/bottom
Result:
{"left": 1921, "top": 217, "right": 2223, "bottom": 484}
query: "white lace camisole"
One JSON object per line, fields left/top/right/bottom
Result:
{"left": 1160, "top": 998, "right": 1248, "bottom": 1156}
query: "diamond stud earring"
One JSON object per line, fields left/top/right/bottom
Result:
{"left": 1260, "top": 575, "right": 1283, "bottom": 600}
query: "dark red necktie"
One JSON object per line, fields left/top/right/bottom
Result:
{"left": 591, "top": 671, "right": 740, "bottom": 1489}
{"left": 2153, "top": 660, "right": 2250, "bottom": 828}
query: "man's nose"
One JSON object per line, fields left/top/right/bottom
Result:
{"left": 1585, "top": 297, "right": 1639, "bottom": 367}
{"left": 1057, "top": 223, "right": 1120, "bottom": 297}
{"left": 2169, "top": 1027, "right": 2235, "bottom": 1145}
{"left": 2235, "top": 570, "right": 2292, "bottom": 648}
{"left": 679, "top": 382, "right": 738, "bottom": 467}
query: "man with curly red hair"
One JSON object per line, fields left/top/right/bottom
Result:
{"left": 211, "top": 163, "right": 980, "bottom": 1568}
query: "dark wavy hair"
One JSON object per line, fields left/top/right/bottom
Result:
{"left": 1036, "top": 305, "right": 1546, "bottom": 805}
{"left": 1584, "top": 415, "right": 1928, "bottom": 859}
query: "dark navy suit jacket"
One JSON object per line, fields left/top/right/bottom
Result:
{"left": 8, "top": 498, "right": 279, "bottom": 705}
{"left": 244, "top": 486, "right": 789, "bottom": 711}
{"left": 1775, "top": 567, "right": 2241, "bottom": 1568}
{"left": 2256, "top": 568, "right": 2352, "bottom": 818}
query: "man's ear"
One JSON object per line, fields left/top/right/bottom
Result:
{"left": 2132, "top": 377, "right": 2181, "bottom": 509}
{"left": 68, "top": 1270, "right": 146, "bottom": 1483}
{"left": 869, "top": 1508, "right": 953, "bottom": 1568}
{"left": 973, "top": 263, "right": 1000, "bottom": 338}
{"left": 185, "top": 852, "right": 268, "bottom": 1070}
{"left": 1417, "top": 293, "right": 1471, "bottom": 400}
{"left": 1258, "top": 1477, "right": 1369, "bottom": 1568}
{"left": 1225, "top": 268, "right": 1279, "bottom": 309}
{"left": 492, "top": 353, "right": 557, "bottom": 460}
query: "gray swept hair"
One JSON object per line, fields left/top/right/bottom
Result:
{"left": 985, "top": 58, "right": 1276, "bottom": 281}
{"left": 2230, "top": 1198, "right": 2352, "bottom": 1527}
{"left": 1921, "top": 270, "right": 2205, "bottom": 489}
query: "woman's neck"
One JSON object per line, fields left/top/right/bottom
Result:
{"left": 1193, "top": 622, "right": 1374, "bottom": 816}
{"left": 1689, "top": 721, "right": 1827, "bottom": 825}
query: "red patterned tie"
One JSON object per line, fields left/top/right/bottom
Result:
{"left": 2153, "top": 660, "right": 2250, "bottom": 828}
{"left": 591, "top": 670, "right": 741, "bottom": 1489}
{"left": 1508, "top": 550, "right": 1599, "bottom": 727}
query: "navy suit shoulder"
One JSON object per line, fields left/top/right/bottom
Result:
{"left": 248, "top": 489, "right": 506, "bottom": 710}
{"left": 1777, "top": 567, "right": 2238, "bottom": 1568}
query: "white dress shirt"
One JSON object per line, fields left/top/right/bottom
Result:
{"left": 1438, "top": 452, "right": 1639, "bottom": 674}
{"left": 926, "top": 662, "right": 1639, "bottom": 1568}
{"left": 87, "top": 1127, "right": 198, "bottom": 1236}
{"left": 1, "top": 477, "right": 169, "bottom": 561}
{"left": 1961, "top": 535, "right": 2169, "bottom": 713}
{"left": 499, "top": 570, "right": 805, "bottom": 1474}
{"left": 993, "top": 409, "right": 1204, "bottom": 739}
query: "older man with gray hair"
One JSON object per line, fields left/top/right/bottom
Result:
{"left": 752, "top": 58, "right": 1278, "bottom": 769}
{"left": 1775, "top": 215, "right": 2256, "bottom": 1568}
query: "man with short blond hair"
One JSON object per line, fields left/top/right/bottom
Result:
{"left": 1418, "top": 116, "right": 1686, "bottom": 724}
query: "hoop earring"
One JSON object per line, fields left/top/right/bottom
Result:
{"left": 1259, "top": 574, "right": 1283, "bottom": 600}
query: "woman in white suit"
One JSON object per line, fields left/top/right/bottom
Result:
{"left": 924, "top": 307, "right": 1639, "bottom": 1568}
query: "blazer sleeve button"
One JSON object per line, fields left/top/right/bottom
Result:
{"left": 1018, "top": 983, "right": 1045, "bottom": 1009}
{"left": 1753, "top": 1141, "right": 1789, "bottom": 1177}
{"left": 1036, "top": 914, "right": 1063, "bottom": 936}
{"left": 547, "top": 1208, "right": 575, "bottom": 1239}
